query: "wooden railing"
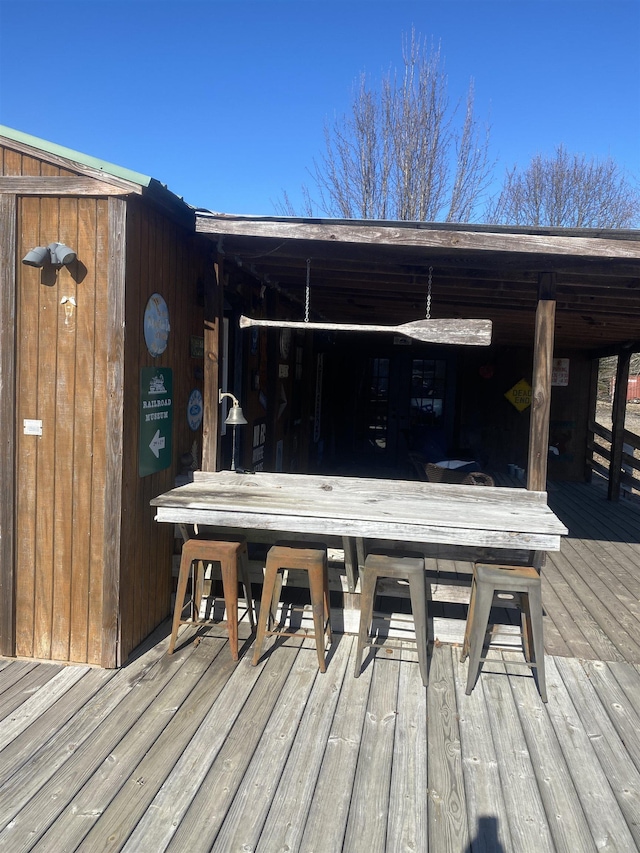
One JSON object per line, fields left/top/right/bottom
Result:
{"left": 587, "top": 420, "right": 640, "bottom": 496}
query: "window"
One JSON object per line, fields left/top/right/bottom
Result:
{"left": 410, "top": 359, "right": 446, "bottom": 427}
{"left": 362, "top": 358, "right": 389, "bottom": 451}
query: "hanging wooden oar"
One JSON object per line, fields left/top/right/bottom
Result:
{"left": 239, "top": 315, "right": 492, "bottom": 346}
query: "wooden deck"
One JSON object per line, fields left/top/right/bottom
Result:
{"left": 1, "top": 480, "right": 640, "bottom": 852}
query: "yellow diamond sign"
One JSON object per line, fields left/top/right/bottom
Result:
{"left": 505, "top": 378, "right": 532, "bottom": 412}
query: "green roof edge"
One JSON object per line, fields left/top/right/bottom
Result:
{"left": 0, "top": 125, "right": 152, "bottom": 188}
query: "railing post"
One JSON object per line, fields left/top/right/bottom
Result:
{"left": 608, "top": 350, "right": 631, "bottom": 501}
{"left": 585, "top": 358, "right": 599, "bottom": 483}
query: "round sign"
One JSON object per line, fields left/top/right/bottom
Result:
{"left": 144, "top": 293, "right": 170, "bottom": 357}
{"left": 187, "top": 388, "right": 203, "bottom": 431}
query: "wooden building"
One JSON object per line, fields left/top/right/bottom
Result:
{"left": 1, "top": 126, "right": 639, "bottom": 668}
{"left": 0, "top": 127, "right": 213, "bottom": 667}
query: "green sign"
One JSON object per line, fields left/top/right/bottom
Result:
{"left": 139, "top": 367, "right": 173, "bottom": 476}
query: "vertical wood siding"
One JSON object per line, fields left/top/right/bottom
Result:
{"left": 15, "top": 194, "right": 111, "bottom": 664}
{"left": 0, "top": 193, "right": 17, "bottom": 656}
{"left": 119, "top": 197, "right": 207, "bottom": 663}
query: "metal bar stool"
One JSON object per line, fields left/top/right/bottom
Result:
{"left": 354, "top": 550, "right": 429, "bottom": 687}
{"left": 252, "top": 541, "right": 332, "bottom": 672}
{"left": 168, "top": 537, "right": 255, "bottom": 661}
{"left": 461, "top": 562, "right": 546, "bottom": 701}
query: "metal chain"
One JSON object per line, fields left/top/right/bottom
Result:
{"left": 305, "top": 258, "right": 311, "bottom": 322}
{"left": 425, "top": 266, "right": 433, "bottom": 320}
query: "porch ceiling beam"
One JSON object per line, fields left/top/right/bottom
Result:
{"left": 241, "top": 276, "right": 640, "bottom": 316}
{"left": 236, "top": 253, "right": 640, "bottom": 286}
{"left": 589, "top": 342, "right": 640, "bottom": 361}
{"left": 197, "top": 216, "right": 640, "bottom": 260}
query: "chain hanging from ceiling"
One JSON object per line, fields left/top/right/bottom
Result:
{"left": 238, "top": 258, "right": 492, "bottom": 346}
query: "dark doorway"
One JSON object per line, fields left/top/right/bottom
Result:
{"left": 324, "top": 338, "right": 456, "bottom": 477}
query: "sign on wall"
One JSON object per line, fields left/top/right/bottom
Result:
{"left": 139, "top": 367, "right": 173, "bottom": 476}
{"left": 552, "top": 358, "right": 570, "bottom": 386}
{"left": 505, "top": 378, "right": 532, "bottom": 412}
{"left": 143, "top": 293, "right": 170, "bottom": 357}
{"left": 187, "top": 388, "right": 203, "bottom": 431}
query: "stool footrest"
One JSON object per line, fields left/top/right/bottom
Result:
{"left": 477, "top": 655, "right": 540, "bottom": 669}
{"left": 264, "top": 624, "right": 330, "bottom": 641}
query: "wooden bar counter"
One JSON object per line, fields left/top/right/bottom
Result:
{"left": 151, "top": 471, "right": 567, "bottom": 553}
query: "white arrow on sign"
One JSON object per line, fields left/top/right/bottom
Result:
{"left": 149, "top": 429, "right": 166, "bottom": 458}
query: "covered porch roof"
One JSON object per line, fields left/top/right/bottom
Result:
{"left": 195, "top": 213, "right": 640, "bottom": 354}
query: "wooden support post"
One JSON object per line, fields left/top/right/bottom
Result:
{"left": 608, "top": 349, "right": 631, "bottom": 502}
{"left": 201, "top": 256, "right": 224, "bottom": 472}
{"left": 527, "top": 273, "right": 556, "bottom": 492}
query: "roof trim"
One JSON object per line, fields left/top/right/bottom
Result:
{"left": 0, "top": 125, "right": 152, "bottom": 188}
{"left": 196, "top": 212, "right": 640, "bottom": 260}
{"left": 195, "top": 210, "right": 640, "bottom": 243}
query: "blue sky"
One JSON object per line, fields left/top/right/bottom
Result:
{"left": 1, "top": 0, "right": 638, "bottom": 217}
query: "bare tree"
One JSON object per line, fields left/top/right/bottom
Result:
{"left": 487, "top": 145, "right": 640, "bottom": 228}
{"left": 277, "top": 31, "right": 493, "bottom": 222}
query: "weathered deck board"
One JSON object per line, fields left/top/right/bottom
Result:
{"left": 0, "top": 666, "right": 116, "bottom": 788}
{"left": 550, "top": 656, "right": 640, "bottom": 852}
{"left": 386, "top": 648, "right": 428, "bottom": 853}
{"left": 427, "top": 643, "right": 469, "bottom": 852}
{"left": 537, "top": 577, "right": 580, "bottom": 658}
{"left": 156, "top": 649, "right": 304, "bottom": 853}
{"left": 0, "top": 660, "right": 38, "bottom": 702}
{"left": 554, "top": 657, "right": 640, "bottom": 850}
{"left": 120, "top": 647, "right": 285, "bottom": 853}
{"left": 298, "top": 642, "right": 372, "bottom": 853}
{"left": 480, "top": 654, "right": 555, "bottom": 852}
{"left": 0, "top": 661, "right": 63, "bottom": 718}
{"left": 38, "top": 637, "right": 234, "bottom": 852}
{"left": 343, "top": 656, "right": 400, "bottom": 852}
{"left": 0, "top": 665, "right": 89, "bottom": 745}
{"left": 503, "top": 651, "right": 597, "bottom": 853}
{"left": 550, "top": 490, "right": 640, "bottom": 599}
{"left": 453, "top": 649, "right": 513, "bottom": 851}
{"left": 0, "top": 638, "right": 212, "bottom": 851}
{"left": 1, "top": 481, "right": 640, "bottom": 851}
{"left": 256, "top": 637, "right": 352, "bottom": 853}
{"left": 544, "top": 552, "right": 630, "bottom": 662}
{"left": 580, "top": 659, "right": 640, "bottom": 774}
{"left": 207, "top": 643, "right": 320, "bottom": 853}
{"left": 1, "top": 638, "right": 640, "bottom": 852}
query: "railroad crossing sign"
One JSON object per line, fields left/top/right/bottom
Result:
{"left": 139, "top": 367, "right": 173, "bottom": 476}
